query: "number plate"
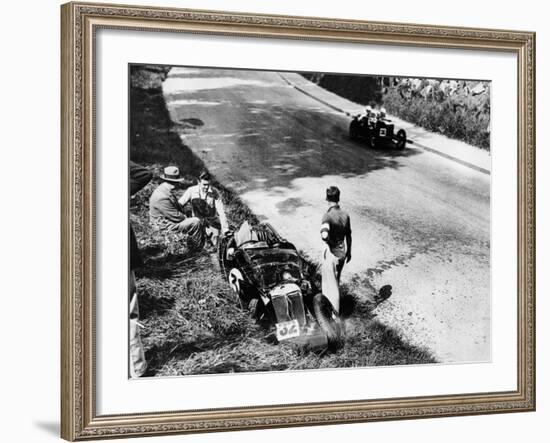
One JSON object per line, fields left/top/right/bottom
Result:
{"left": 275, "top": 319, "right": 300, "bottom": 341}
{"left": 379, "top": 128, "right": 387, "bottom": 136}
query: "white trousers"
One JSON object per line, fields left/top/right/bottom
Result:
{"left": 321, "top": 248, "right": 345, "bottom": 313}
{"left": 129, "top": 271, "right": 147, "bottom": 378}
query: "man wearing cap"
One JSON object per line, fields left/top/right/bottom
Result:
{"left": 320, "top": 186, "right": 352, "bottom": 314}
{"left": 149, "top": 166, "right": 204, "bottom": 249}
{"left": 178, "top": 170, "right": 229, "bottom": 249}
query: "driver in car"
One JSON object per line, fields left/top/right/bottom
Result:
{"left": 359, "top": 105, "right": 373, "bottom": 123}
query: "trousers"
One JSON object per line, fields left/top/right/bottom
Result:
{"left": 151, "top": 216, "right": 205, "bottom": 249}
{"left": 203, "top": 216, "right": 222, "bottom": 247}
{"left": 129, "top": 271, "right": 147, "bottom": 378}
{"left": 321, "top": 247, "right": 346, "bottom": 314}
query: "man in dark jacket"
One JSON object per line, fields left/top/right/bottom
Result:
{"left": 148, "top": 166, "right": 204, "bottom": 249}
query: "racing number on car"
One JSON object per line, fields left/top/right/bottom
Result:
{"left": 228, "top": 268, "right": 243, "bottom": 294}
{"left": 276, "top": 319, "right": 300, "bottom": 341}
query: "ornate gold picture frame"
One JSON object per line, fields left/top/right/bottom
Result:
{"left": 61, "top": 1, "right": 535, "bottom": 440}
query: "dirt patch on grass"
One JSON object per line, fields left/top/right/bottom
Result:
{"left": 130, "top": 65, "right": 436, "bottom": 377}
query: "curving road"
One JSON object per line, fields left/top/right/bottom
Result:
{"left": 162, "top": 67, "right": 491, "bottom": 363}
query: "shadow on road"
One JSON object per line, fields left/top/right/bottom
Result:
{"left": 166, "top": 78, "right": 422, "bottom": 192}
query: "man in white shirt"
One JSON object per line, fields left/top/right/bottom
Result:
{"left": 178, "top": 170, "right": 229, "bottom": 248}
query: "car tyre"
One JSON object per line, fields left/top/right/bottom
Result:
{"left": 349, "top": 121, "right": 358, "bottom": 140}
{"left": 228, "top": 268, "right": 248, "bottom": 309}
{"left": 313, "top": 293, "right": 344, "bottom": 350}
{"left": 218, "top": 235, "right": 230, "bottom": 279}
{"left": 396, "top": 129, "right": 407, "bottom": 150}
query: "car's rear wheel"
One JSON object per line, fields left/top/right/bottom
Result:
{"left": 349, "top": 121, "right": 358, "bottom": 140}
{"left": 228, "top": 268, "right": 248, "bottom": 309}
{"left": 313, "top": 293, "right": 344, "bottom": 350}
{"left": 396, "top": 129, "right": 407, "bottom": 150}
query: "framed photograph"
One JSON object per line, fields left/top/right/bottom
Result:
{"left": 61, "top": 1, "right": 536, "bottom": 440}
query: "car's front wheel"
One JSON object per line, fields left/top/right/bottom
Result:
{"left": 313, "top": 293, "right": 344, "bottom": 350}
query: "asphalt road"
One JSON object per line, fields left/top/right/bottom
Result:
{"left": 162, "top": 67, "right": 491, "bottom": 363}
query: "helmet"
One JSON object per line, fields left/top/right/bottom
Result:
{"left": 365, "top": 106, "right": 373, "bottom": 113}
{"left": 380, "top": 107, "right": 387, "bottom": 118}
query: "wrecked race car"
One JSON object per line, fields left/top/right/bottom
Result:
{"left": 218, "top": 221, "right": 343, "bottom": 349}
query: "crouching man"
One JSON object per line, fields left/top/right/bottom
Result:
{"left": 320, "top": 186, "right": 352, "bottom": 314}
{"left": 149, "top": 166, "right": 204, "bottom": 249}
{"left": 178, "top": 170, "right": 229, "bottom": 249}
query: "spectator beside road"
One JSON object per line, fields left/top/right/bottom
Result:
{"left": 320, "top": 186, "right": 352, "bottom": 314}
{"left": 178, "top": 170, "right": 229, "bottom": 249}
{"left": 149, "top": 166, "right": 204, "bottom": 250}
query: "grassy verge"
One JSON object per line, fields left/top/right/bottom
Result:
{"left": 130, "top": 65, "right": 436, "bottom": 376}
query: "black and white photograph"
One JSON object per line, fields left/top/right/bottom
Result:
{"left": 2, "top": 0, "right": 545, "bottom": 440}
{"left": 128, "top": 64, "right": 491, "bottom": 378}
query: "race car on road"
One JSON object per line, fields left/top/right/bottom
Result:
{"left": 218, "top": 221, "right": 343, "bottom": 349}
{"left": 349, "top": 109, "right": 408, "bottom": 149}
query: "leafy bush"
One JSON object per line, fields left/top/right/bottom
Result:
{"left": 381, "top": 82, "right": 490, "bottom": 150}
